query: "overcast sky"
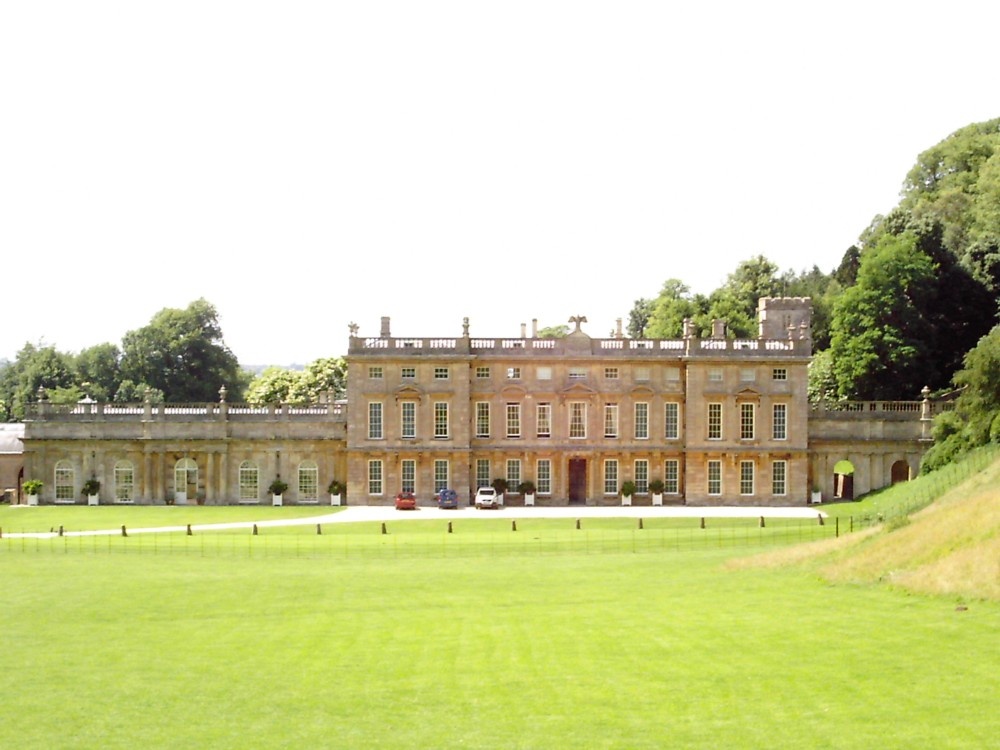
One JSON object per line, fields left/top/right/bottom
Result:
{"left": 2, "top": 1, "right": 997, "bottom": 366}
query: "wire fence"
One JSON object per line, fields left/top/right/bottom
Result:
{"left": 1, "top": 516, "right": 838, "bottom": 560}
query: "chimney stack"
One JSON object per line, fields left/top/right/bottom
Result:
{"left": 380, "top": 316, "right": 391, "bottom": 337}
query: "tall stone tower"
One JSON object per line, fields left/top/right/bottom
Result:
{"left": 757, "top": 297, "right": 812, "bottom": 340}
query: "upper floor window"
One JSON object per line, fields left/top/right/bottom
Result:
{"left": 401, "top": 401, "right": 416, "bottom": 439}
{"left": 569, "top": 367, "right": 587, "bottom": 380}
{"left": 537, "top": 366, "right": 552, "bottom": 380}
{"left": 740, "top": 402, "right": 755, "bottom": 440}
{"left": 708, "top": 367, "right": 723, "bottom": 382}
{"left": 506, "top": 403, "right": 521, "bottom": 438}
{"left": 740, "top": 368, "right": 756, "bottom": 382}
{"left": 476, "top": 366, "right": 491, "bottom": 379}
{"left": 634, "top": 366, "right": 651, "bottom": 382}
{"left": 401, "top": 366, "right": 416, "bottom": 379}
{"left": 664, "top": 367, "right": 681, "bottom": 383}
{"left": 434, "top": 367, "right": 449, "bottom": 380}
{"left": 635, "top": 402, "right": 649, "bottom": 439}
{"left": 507, "top": 367, "right": 521, "bottom": 380}
{"left": 537, "top": 403, "right": 552, "bottom": 438}
{"left": 773, "top": 403, "right": 788, "bottom": 440}
{"left": 570, "top": 402, "right": 587, "bottom": 438}
{"left": 368, "top": 402, "right": 383, "bottom": 439}
{"left": 707, "top": 403, "right": 722, "bottom": 440}
{"left": 604, "top": 367, "right": 619, "bottom": 380}
{"left": 434, "top": 402, "right": 449, "bottom": 438}
{"left": 772, "top": 368, "right": 787, "bottom": 381}
{"left": 604, "top": 403, "right": 619, "bottom": 438}
{"left": 368, "top": 366, "right": 383, "bottom": 379}
{"left": 664, "top": 402, "right": 680, "bottom": 440}
{"left": 475, "top": 402, "right": 490, "bottom": 438}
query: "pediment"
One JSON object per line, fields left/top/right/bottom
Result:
{"left": 500, "top": 384, "right": 528, "bottom": 399}
{"left": 735, "top": 387, "right": 762, "bottom": 401}
{"left": 559, "top": 382, "right": 599, "bottom": 398}
{"left": 629, "top": 385, "right": 656, "bottom": 398}
{"left": 394, "top": 385, "right": 424, "bottom": 401}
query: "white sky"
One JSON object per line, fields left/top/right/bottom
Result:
{"left": 2, "top": 1, "right": 998, "bottom": 366}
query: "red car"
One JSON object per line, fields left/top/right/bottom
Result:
{"left": 395, "top": 491, "right": 417, "bottom": 510}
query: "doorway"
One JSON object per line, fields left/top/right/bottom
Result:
{"left": 568, "top": 459, "right": 587, "bottom": 504}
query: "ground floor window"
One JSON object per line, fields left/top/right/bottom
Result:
{"left": 772, "top": 460, "right": 787, "bottom": 496}
{"left": 55, "top": 461, "right": 74, "bottom": 501}
{"left": 634, "top": 459, "right": 649, "bottom": 494}
{"left": 239, "top": 460, "right": 259, "bottom": 500}
{"left": 435, "top": 460, "right": 449, "bottom": 493}
{"left": 740, "top": 460, "right": 755, "bottom": 496}
{"left": 402, "top": 459, "right": 416, "bottom": 493}
{"left": 114, "top": 460, "right": 135, "bottom": 502}
{"left": 299, "top": 460, "right": 319, "bottom": 501}
{"left": 476, "top": 459, "right": 490, "bottom": 489}
{"left": 707, "top": 460, "right": 721, "bottom": 496}
{"left": 537, "top": 459, "right": 551, "bottom": 495}
{"left": 664, "top": 459, "right": 679, "bottom": 494}
{"left": 506, "top": 459, "right": 521, "bottom": 491}
{"left": 368, "top": 460, "right": 383, "bottom": 495}
{"left": 604, "top": 459, "right": 618, "bottom": 495}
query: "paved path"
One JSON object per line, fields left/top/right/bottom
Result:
{"left": 2, "top": 503, "right": 825, "bottom": 540}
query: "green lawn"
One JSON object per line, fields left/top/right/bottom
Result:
{"left": 3, "top": 528, "right": 998, "bottom": 749}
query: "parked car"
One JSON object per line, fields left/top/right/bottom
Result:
{"left": 437, "top": 488, "right": 459, "bottom": 509}
{"left": 475, "top": 486, "right": 500, "bottom": 509}
{"left": 395, "top": 491, "right": 417, "bottom": 510}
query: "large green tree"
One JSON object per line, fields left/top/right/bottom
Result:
{"left": 74, "top": 342, "right": 122, "bottom": 402}
{"left": 829, "top": 232, "right": 936, "bottom": 400}
{"left": 119, "top": 299, "right": 244, "bottom": 402}
{"left": 0, "top": 343, "right": 77, "bottom": 420}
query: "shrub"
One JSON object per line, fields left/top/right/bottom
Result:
{"left": 517, "top": 480, "right": 536, "bottom": 495}
{"left": 81, "top": 478, "right": 101, "bottom": 496}
{"left": 327, "top": 480, "right": 345, "bottom": 495}
{"left": 268, "top": 478, "right": 289, "bottom": 495}
{"left": 23, "top": 479, "right": 43, "bottom": 495}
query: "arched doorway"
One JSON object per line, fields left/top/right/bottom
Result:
{"left": 833, "top": 459, "right": 855, "bottom": 500}
{"left": 891, "top": 460, "right": 911, "bottom": 485}
{"left": 174, "top": 458, "right": 198, "bottom": 505}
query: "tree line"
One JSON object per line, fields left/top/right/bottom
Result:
{"left": 0, "top": 299, "right": 346, "bottom": 421}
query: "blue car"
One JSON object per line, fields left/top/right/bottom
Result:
{"left": 437, "top": 488, "right": 459, "bottom": 509}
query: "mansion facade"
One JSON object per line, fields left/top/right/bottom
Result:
{"left": 19, "top": 298, "right": 939, "bottom": 507}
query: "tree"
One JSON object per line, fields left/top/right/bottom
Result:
{"left": 536, "top": 325, "right": 569, "bottom": 339}
{"left": 829, "top": 232, "right": 936, "bottom": 399}
{"left": 645, "top": 280, "right": 700, "bottom": 338}
{"left": 922, "top": 324, "right": 1000, "bottom": 471}
{"left": 295, "top": 357, "right": 347, "bottom": 402}
{"left": 75, "top": 343, "right": 121, "bottom": 402}
{"left": 245, "top": 367, "right": 303, "bottom": 405}
{"left": 705, "top": 255, "right": 781, "bottom": 338}
{"left": 119, "top": 299, "right": 243, "bottom": 402}
{"left": 0, "top": 343, "right": 77, "bottom": 420}
{"left": 625, "top": 298, "right": 654, "bottom": 339}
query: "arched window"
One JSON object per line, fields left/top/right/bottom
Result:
{"left": 174, "top": 458, "right": 198, "bottom": 503}
{"left": 115, "top": 460, "right": 135, "bottom": 502}
{"left": 298, "top": 460, "right": 319, "bottom": 502}
{"left": 239, "top": 461, "right": 259, "bottom": 501}
{"left": 55, "top": 460, "right": 75, "bottom": 502}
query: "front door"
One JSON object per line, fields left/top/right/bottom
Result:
{"left": 568, "top": 459, "right": 587, "bottom": 504}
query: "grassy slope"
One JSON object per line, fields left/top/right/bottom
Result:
{"left": 737, "top": 450, "right": 1000, "bottom": 601}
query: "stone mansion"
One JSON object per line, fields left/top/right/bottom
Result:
{"left": 19, "top": 298, "right": 941, "bottom": 506}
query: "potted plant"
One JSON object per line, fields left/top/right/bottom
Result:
{"left": 648, "top": 478, "right": 665, "bottom": 506}
{"left": 269, "top": 478, "right": 288, "bottom": 506}
{"left": 517, "top": 480, "right": 536, "bottom": 507}
{"left": 621, "top": 480, "right": 637, "bottom": 507}
{"left": 23, "top": 479, "right": 43, "bottom": 505}
{"left": 328, "top": 479, "right": 345, "bottom": 506}
{"left": 491, "top": 478, "right": 508, "bottom": 507}
{"left": 811, "top": 485, "right": 822, "bottom": 504}
{"left": 82, "top": 477, "right": 101, "bottom": 506}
